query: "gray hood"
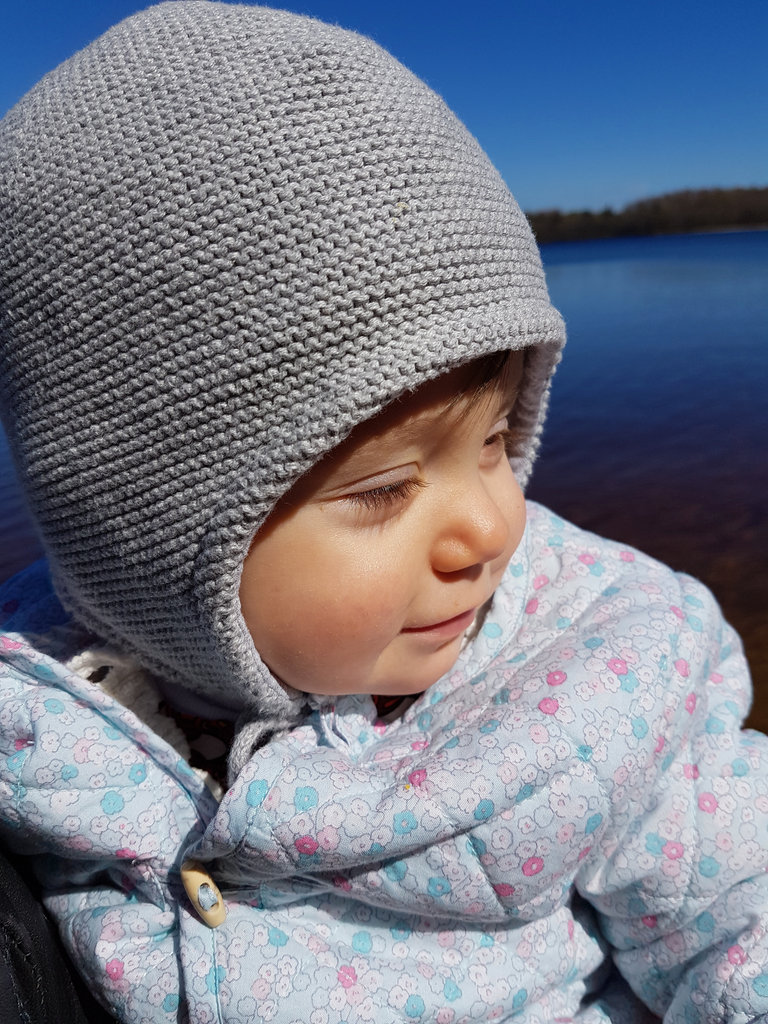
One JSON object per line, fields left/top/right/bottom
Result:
{"left": 0, "top": 2, "right": 564, "bottom": 732}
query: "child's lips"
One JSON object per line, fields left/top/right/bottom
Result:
{"left": 402, "top": 607, "right": 477, "bottom": 641}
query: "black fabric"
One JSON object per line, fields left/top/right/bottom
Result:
{"left": 0, "top": 843, "right": 117, "bottom": 1024}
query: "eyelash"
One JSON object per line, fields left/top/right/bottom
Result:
{"left": 345, "top": 478, "right": 425, "bottom": 512}
{"left": 485, "top": 426, "right": 522, "bottom": 457}
{"left": 344, "top": 426, "right": 523, "bottom": 513}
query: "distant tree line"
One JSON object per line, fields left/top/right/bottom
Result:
{"left": 527, "top": 187, "right": 768, "bottom": 244}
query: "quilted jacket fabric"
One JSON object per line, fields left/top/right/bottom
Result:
{"left": 1, "top": 502, "right": 767, "bottom": 1023}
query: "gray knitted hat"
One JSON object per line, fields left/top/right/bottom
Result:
{"left": 0, "top": 2, "right": 564, "bottom": 740}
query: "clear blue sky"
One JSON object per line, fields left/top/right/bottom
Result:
{"left": 2, "top": 0, "right": 765, "bottom": 212}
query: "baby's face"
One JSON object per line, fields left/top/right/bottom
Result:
{"left": 239, "top": 353, "right": 527, "bottom": 698}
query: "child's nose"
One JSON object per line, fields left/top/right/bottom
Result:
{"left": 430, "top": 486, "right": 510, "bottom": 575}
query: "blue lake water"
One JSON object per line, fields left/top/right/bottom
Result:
{"left": 527, "top": 230, "right": 767, "bottom": 707}
{"left": 1, "top": 230, "right": 766, "bottom": 698}
{"left": 534, "top": 230, "right": 767, "bottom": 486}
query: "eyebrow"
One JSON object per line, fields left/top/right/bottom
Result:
{"left": 322, "top": 385, "right": 519, "bottom": 487}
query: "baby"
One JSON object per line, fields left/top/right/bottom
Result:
{"left": 1, "top": 4, "right": 767, "bottom": 1023}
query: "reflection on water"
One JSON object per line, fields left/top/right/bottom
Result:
{"left": 1, "top": 231, "right": 766, "bottom": 715}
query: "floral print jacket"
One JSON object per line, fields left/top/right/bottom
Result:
{"left": 1, "top": 502, "right": 767, "bottom": 1024}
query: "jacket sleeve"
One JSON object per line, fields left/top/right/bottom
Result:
{"left": 576, "top": 573, "right": 768, "bottom": 1023}
{"left": 0, "top": 625, "right": 215, "bottom": 1024}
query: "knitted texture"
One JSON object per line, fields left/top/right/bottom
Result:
{"left": 0, "top": 2, "right": 565, "bottom": 725}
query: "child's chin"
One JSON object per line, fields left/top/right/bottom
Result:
{"left": 378, "top": 645, "right": 465, "bottom": 697}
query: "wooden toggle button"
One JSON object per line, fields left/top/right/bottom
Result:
{"left": 180, "top": 859, "right": 227, "bottom": 928}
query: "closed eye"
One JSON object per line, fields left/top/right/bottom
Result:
{"left": 485, "top": 426, "right": 525, "bottom": 458}
{"left": 344, "top": 478, "right": 425, "bottom": 512}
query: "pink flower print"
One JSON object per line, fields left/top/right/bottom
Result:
{"left": 333, "top": 875, "right": 352, "bottom": 892}
{"left": 607, "top": 658, "right": 627, "bottom": 675}
{"left": 105, "top": 960, "right": 124, "bottom": 981}
{"left": 307, "top": 935, "right": 329, "bottom": 955}
{"left": 547, "top": 670, "right": 566, "bottom": 686}
{"left": 115, "top": 848, "right": 137, "bottom": 860}
{"left": 294, "top": 835, "right": 319, "bottom": 855}
{"left": 316, "top": 826, "right": 340, "bottom": 851}
{"left": 533, "top": 574, "right": 549, "bottom": 590}
{"left": 252, "top": 978, "right": 270, "bottom": 1000}
{"left": 642, "top": 915, "right": 657, "bottom": 928}
{"left": 68, "top": 835, "right": 93, "bottom": 853}
{"left": 685, "top": 693, "right": 697, "bottom": 714}
{"left": 567, "top": 920, "right": 575, "bottom": 940}
{"left": 436, "top": 1010, "right": 455, "bottom": 1024}
{"left": 698, "top": 793, "right": 718, "bottom": 813}
{"left": 100, "top": 921, "right": 125, "bottom": 943}
{"left": 529, "top": 723, "right": 549, "bottom": 744}
{"left": 522, "top": 856, "right": 544, "bottom": 877}
{"left": 73, "top": 738, "right": 93, "bottom": 764}
{"left": 654, "top": 736, "right": 665, "bottom": 753}
{"left": 411, "top": 739, "right": 428, "bottom": 751}
{"left": 728, "top": 945, "right": 747, "bottom": 965}
{"left": 0, "top": 636, "right": 22, "bottom": 651}
{"left": 669, "top": 605, "right": 684, "bottom": 620}
{"left": 525, "top": 598, "right": 539, "bottom": 615}
{"left": 675, "top": 659, "right": 690, "bottom": 678}
{"left": 715, "top": 831, "right": 733, "bottom": 851}
{"left": 663, "top": 841, "right": 684, "bottom": 860}
{"left": 337, "top": 965, "right": 357, "bottom": 989}
{"left": 578, "top": 845, "right": 592, "bottom": 861}
{"left": 619, "top": 550, "right": 635, "bottom": 562}
{"left": 538, "top": 697, "right": 558, "bottom": 716}
{"left": 14, "top": 738, "right": 31, "bottom": 751}
{"left": 710, "top": 671, "right": 724, "bottom": 684}
{"left": 408, "top": 769, "right": 427, "bottom": 788}
{"left": 493, "top": 882, "right": 515, "bottom": 898}
{"left": 683, "top": 763, "right": 700, "bottom": 780}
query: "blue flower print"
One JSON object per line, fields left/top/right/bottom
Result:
{"left": 404, "top": 995, "right": 425, "bottom": 1018}
{"left": 699, "top": 856, "right": 720, "bottom": 877}
{"left": 268, "top": 927, "right": 288, "bottom": 947}
{"left": 393, "top": 810, "right": 418, "bottom": 835}
{"left": 101, "top": 791, "right": 124, "bottom": 815}
{"left": 585, "top": 813, "right": 603, "bottom": 835}
{"left": 384, "top": 860, "right": 407, "bottom": 882}
{"left": 294, "top": 786, "right": 318, "bottom": 811}
{"left": 512, "top": 989, "right": 528, "bottom": 1010}
{"left": 246, "top": 779, "right": 269, "bottom": 807}
{"left": 427, "top": 876, "right": 451, "bottom": 898}
{"left": 352, "top": 930, "right": 372, "bottom": 954}
{"left": 474, "top": 799, "right": 494, "bottom": 821}
{"left": 444, "top": 979, "right": 461, "bottom": 1001}
{"left": 205, "top": 966, "right": 226, "bottom": 993}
